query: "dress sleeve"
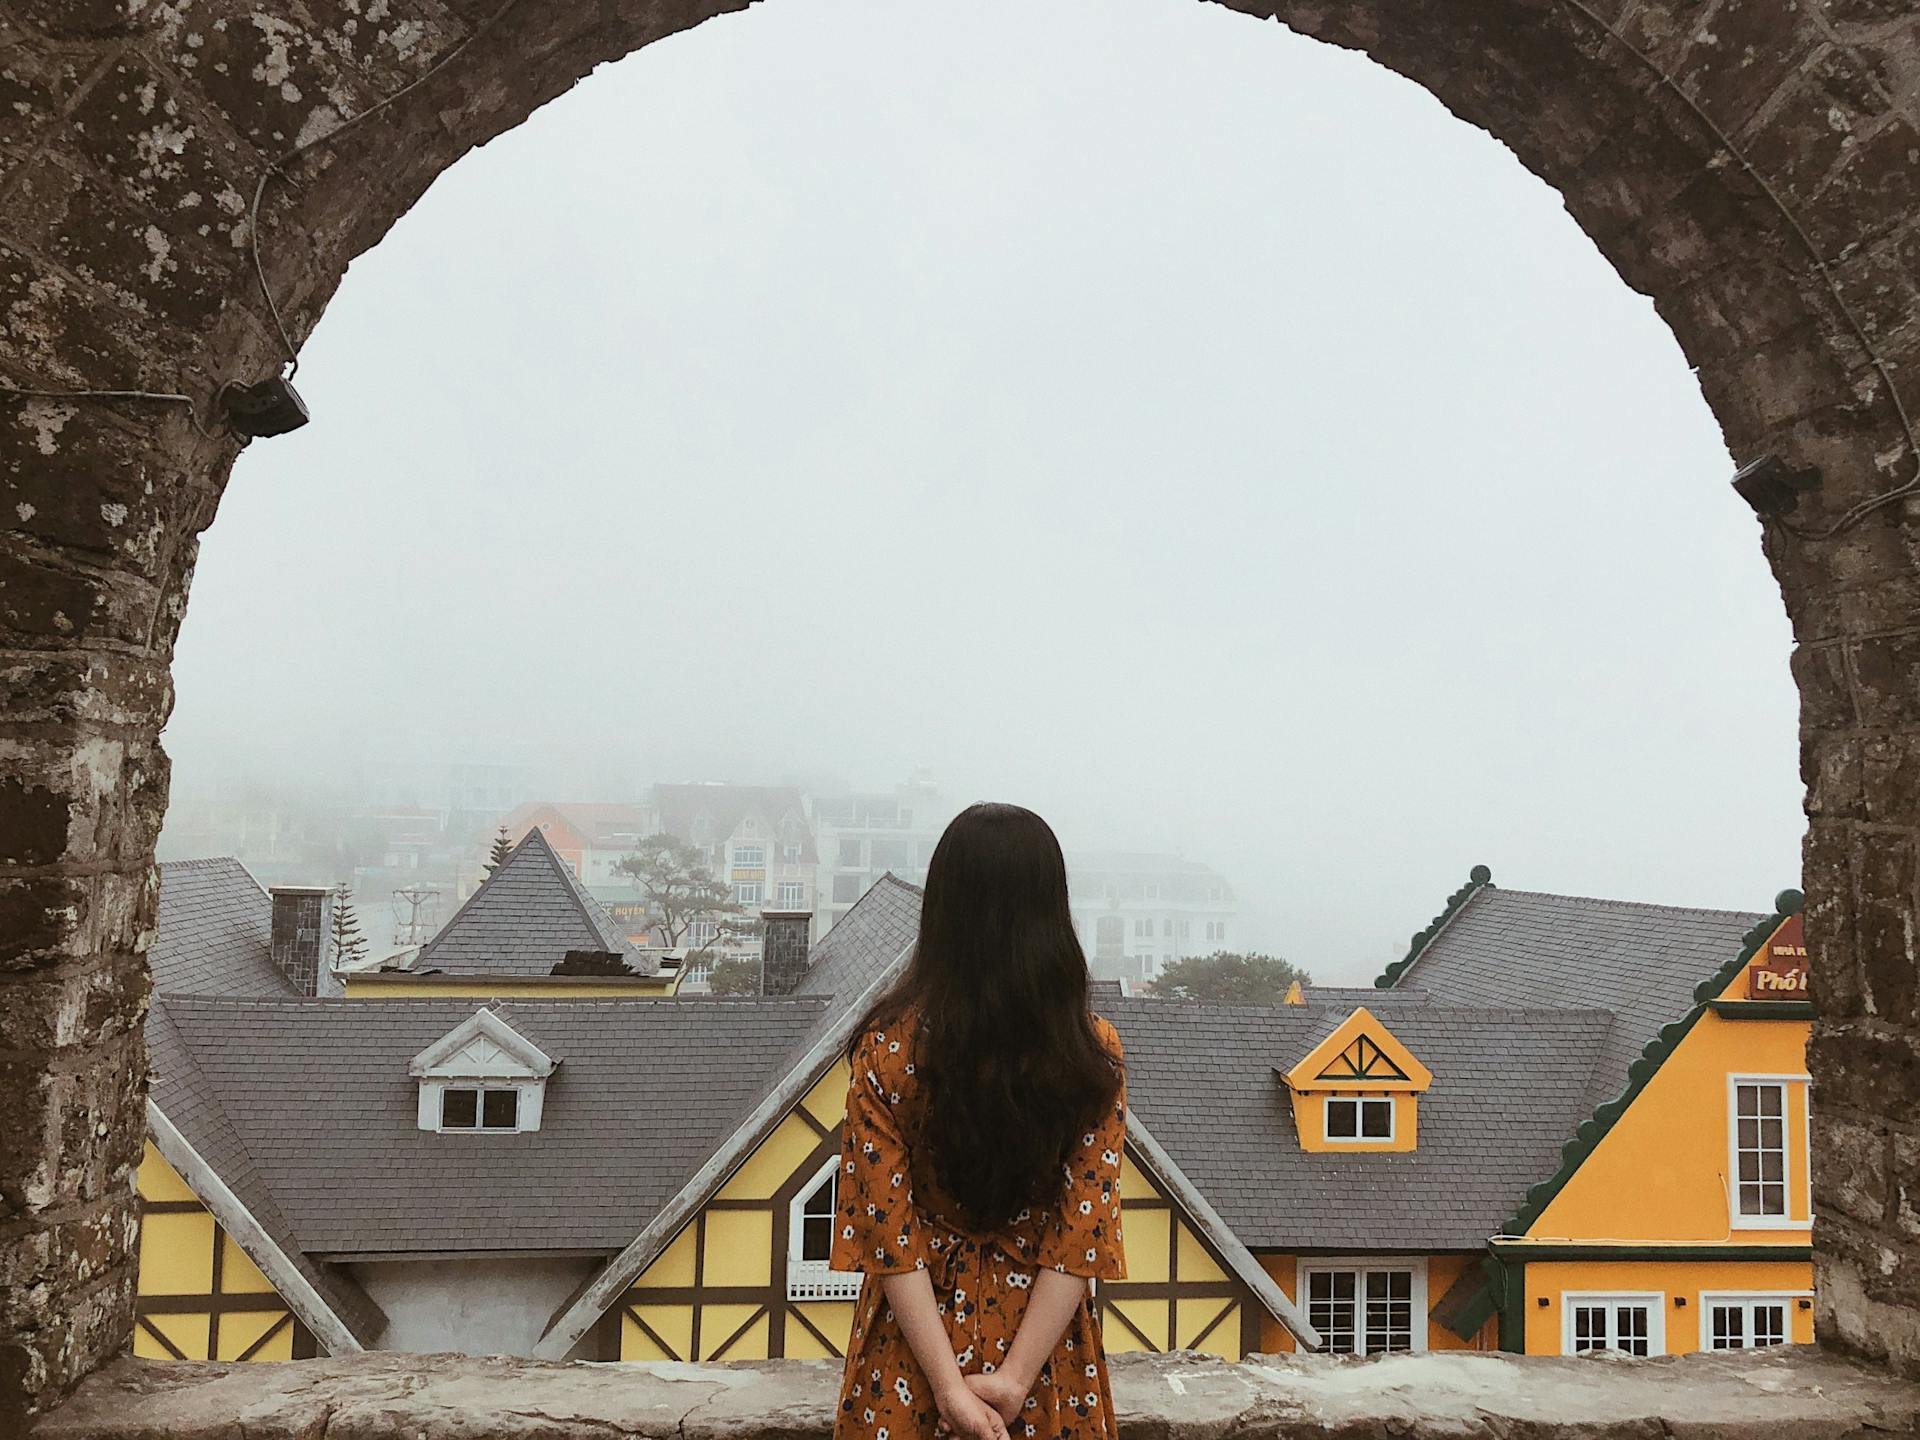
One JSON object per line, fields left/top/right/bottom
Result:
{"left": 830, "top": 1028, "right": 932, "bottom": 1276}
{"left": 1035, "top": 1020, "right": 1127, "bottom": 1279}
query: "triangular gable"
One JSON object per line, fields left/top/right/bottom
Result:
{"left": 530, "top": 913, "right": 1321, "bottom": 1357}
{"left": 1285, "top": 1007, "right": 1432, "bottom": 1092}
{"left": 409, "top": 1008, "right": 556, "bottom": 1079}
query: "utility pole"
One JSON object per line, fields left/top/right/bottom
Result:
{"left": 391, "top": 885, "right": 441, "bottom": 947}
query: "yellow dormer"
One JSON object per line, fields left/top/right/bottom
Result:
{"left": 1284, "top": 1007, "right": 1432, "bottom": 1154}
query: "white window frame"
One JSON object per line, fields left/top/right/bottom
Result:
{"left": 786, "top": 1155, "right": 863, "bottom": 1301}
{"left": 1323, "top": 1095, "right": 1396, "bottom": 1144}
{"left": 732, "top": 844, "right": 766, "bottom": 869}
{"left": 435, "top": 1082, "right": 529, "bottom": 1133}
{"left": 1726, "top": 1074, "right": 1812, "bottom": 1230}
{"left": 1698, "top": 1290, "right": 1807, "bottom": 1351}
{"left": 1561, "top": 1292, "right": 1665, "bottom": 1357}
{"left": 1295, "top": 1258, "right": 1428, "bottom": 1354}
{"left": 734, "top": 881, "right": 763, "bottom": 905}
{"left": 776, "top": 881, "right": 805, "bottom": 908}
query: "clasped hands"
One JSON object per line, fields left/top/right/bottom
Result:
{"left": 933, "top": 1368, "right": 1031, "bottom": 1440}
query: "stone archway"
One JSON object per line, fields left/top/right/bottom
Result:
{"left": 3, "top": 0, "right": 1918, "bottom": 1420}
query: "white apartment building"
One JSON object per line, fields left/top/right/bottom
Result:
{"left": 810, "top": 772, "right": 956, "bottom": 940}
{"left": 1067, "top": 852, "right": 1239, "bottom": 983}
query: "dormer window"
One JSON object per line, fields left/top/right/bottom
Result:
{"left": 410, "top": 1009, "right": 556, "bottom": 1135}
{"left": 1325, "top": 1096, "right": 1394, "bottom": 1143}
{"left": 1282, "top": 1007, "right": 1432, "bottom": 1155}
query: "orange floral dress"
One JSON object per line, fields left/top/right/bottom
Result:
{"left": 831, "top": 1013, "right": 1127, "bottom": 1440}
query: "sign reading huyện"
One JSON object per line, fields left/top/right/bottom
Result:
{"left": 1747, "top": 913, "right": 1808, "bottom": 998}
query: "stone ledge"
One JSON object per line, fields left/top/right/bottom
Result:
{"left": 30, "top": 1347, "right": 1920, "bottom": 1439}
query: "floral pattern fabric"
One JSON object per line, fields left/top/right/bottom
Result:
{"left": 831, "top": 1013, "right": 1127, "bottom": 1440}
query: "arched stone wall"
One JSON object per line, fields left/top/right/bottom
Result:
{"left": 3, "top": 0, "right": 1918, "bottom": 1421}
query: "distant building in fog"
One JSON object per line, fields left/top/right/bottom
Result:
{"left": 502, "top": 801, "right": 655, "bottom": 887}
{"left": 809, "top": 772, "right": 956, "bottom": 939}
{"left": 1067, "top": 852, "right": 1238, "bottom": 983}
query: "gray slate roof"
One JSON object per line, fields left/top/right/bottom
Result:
{"left": 1391, "top": 886, "right": 1765, "bottom": 1102}
{"left": 417, "top": 828, "right": 658, "bottom": 977}
{"left": 150, "top": 859, "right": 295, "bottom": 998}
{"left": 1104, "top": 998, "right": 1617, "bottom": 1251}
{"left": 795, "top": 872, "right": 921, "bottom": 1002}
{"left": 149, "top": 994, "right": 829, "bottom": 1258}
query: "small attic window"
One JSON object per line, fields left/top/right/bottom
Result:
{"left": 441, "top": 1087, "right": 521, "bottom": 1131}
{"left": 1326, "top": 1096, "right": 1394, "bottom": 1142}
{"left": 410, "top": 1009, "right": 556, "bottom": 1135}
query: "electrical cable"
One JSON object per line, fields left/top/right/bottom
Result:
{"left": 244, "top": 0, "right": 524, "bottom": 375}
{"left": 1553, "top": 0, "right": 1920, "bottom": 539}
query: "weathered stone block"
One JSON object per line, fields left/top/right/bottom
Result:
{"left": 1814, "top": 1111, "right": 1892, "bottom": 1227}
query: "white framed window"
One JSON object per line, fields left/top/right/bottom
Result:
{"left": 782, "top": 843, "right": 802, "bottom": 863}
{"left": 687, "top": 918, "right": 717, "bottom": 946}
{"left": 439, "top": 1085, "right": 522, "bottom": 1132}
{"left": 1700, "top": 1292, "right": 1801, "bottom": 1350}
{"left": 787, "top": 1156, "right": 863, "bottom": 1301}
{"left": 1562, "top": 1293, "right": 1664, "bottom": 1356}
{"left": 732, "top": 844, "right": 765, "bottom": 869}
{"left": 1134, "top": 919, "right": 1151, "bottom": 938}
{"left": 1297, "top": 1260, "right": 1426, "bottom": 1354}
{"left": 1727, "top": 1075, "right": 1810, "bottom": 1228}
{"left": 776, "top": 881, "right": 805, "bottom": 908}
{"left": 1324, "top": 1095, "right": 1395, "bottom": 1143}
{"left": 735, "top": 882, "right": 763, "bottom": 905}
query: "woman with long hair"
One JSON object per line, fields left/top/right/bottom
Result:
{"left": 830, "top": 803, "right": 1126, "bottom": 1440}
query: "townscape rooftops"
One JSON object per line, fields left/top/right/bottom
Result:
{"left": 148, "top": 993, "right": 831, "bottom": 1259}
{"left": 150, "top": 858, "right": 296, "bottom": 998}
{"left": 415, "top": 828, "right": 658, "bottom": 977}
{"left": 1388, "top": 881, "right": 1766, "bottom": 1098}
{"left": 1104, "top": 997, "right": 1616, "bottom": 1251}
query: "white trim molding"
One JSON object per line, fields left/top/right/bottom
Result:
{"left": 146, "top": 1098, "right": 366, "bottom": 1355}
{"left": 1293, "top": 1256, "right": 1428, "bottom": 1354}
{"left": 1561, "top": 1290, "right": 1666, "bottom": 1357}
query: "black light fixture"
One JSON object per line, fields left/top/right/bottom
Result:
{"left": 1731, "top": 454, "right": 1818, "bottom": 518}
{"left": 221, "top": 372, "right": 310, "bottom": 437}
{"left": 1674, "top": 1296, "right": 1687, "bottom": 1308}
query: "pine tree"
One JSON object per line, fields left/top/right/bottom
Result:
{"left": 329, "top": 883, "right": 370, "bottom": 971}
{"left": 486, "top": 826, "right": 513, "bottom": 875}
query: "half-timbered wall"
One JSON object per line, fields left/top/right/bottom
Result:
{"left": 611, "top": 1061, "right": 1250, "bottom": 1362}
{"left": 131, "top": 1144, "right": 315, "bottom": 1362}
{"left": 1095, "top": 1158, "right": 1248, "bottom": 1360}
{"left": 611, "top": 1062, "right": 858, "bottom": 1361}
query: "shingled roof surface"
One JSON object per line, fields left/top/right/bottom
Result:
{"left": 1390, "top": 886, "right": 1765, "bottom": 1099}
{"left": 795, "top": 873, "right": 921, "bottom": 1003}
{"left": 1104, "top": 998, "right": 1616, "bottom": 1250}
{"left": 149, "top": 858, "right": 295, "bottom": 997}
{"left": 416, "top": 828, "right": 657, "bottom": 978}
{"left": 150, "top": 995, "right": 829, "bottom": 1257}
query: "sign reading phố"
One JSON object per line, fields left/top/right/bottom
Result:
{"left": 1747, "top": 913, "right": 1809, "bottom": 998}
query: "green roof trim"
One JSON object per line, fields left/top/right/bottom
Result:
{"left": 1373, "top": 865, "right": 1494, "bottom": 989}
{"left": 1708, "top": 999, "right": 1816, "bottom": 1020}
{"left": 1497, "top": 889, "right": 1803, "bottom": 1237}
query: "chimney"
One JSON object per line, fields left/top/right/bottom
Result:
{"left": 760, "top": 909, "right": 813, "bottom": 996}
{"left": 551, "top": 949, "right": 633, "bottom": 977}
{"left": 269, "top": 885, "right": 330, "bottom": 997}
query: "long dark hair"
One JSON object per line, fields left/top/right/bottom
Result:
{"left": 854, "top": 802, "right": 1121, "bottom": 1231}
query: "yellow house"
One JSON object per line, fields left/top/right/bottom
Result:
{"left": 1377, "top": 869, "right": 1813, "bottom": 1356}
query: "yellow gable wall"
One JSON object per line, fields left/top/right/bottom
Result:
{"left": 1254, "top": 1253, "right": 1495, "bottom": 1354}
{"left": 618, "top": 1058, "right": 1250, "bottom": 1362}
{"left": 1289, "top": 1091, "right": 1419, "bottom": 1154}
{"left": 132, "top": 1142, "right": 307, "bottom": 1362}
{"left": 1525, "top": 1009, "right": 1812, "bottom": 1244}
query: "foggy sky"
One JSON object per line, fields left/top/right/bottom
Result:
{"left": 161, "top": 0, "right": 1803, "bottom": 982}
